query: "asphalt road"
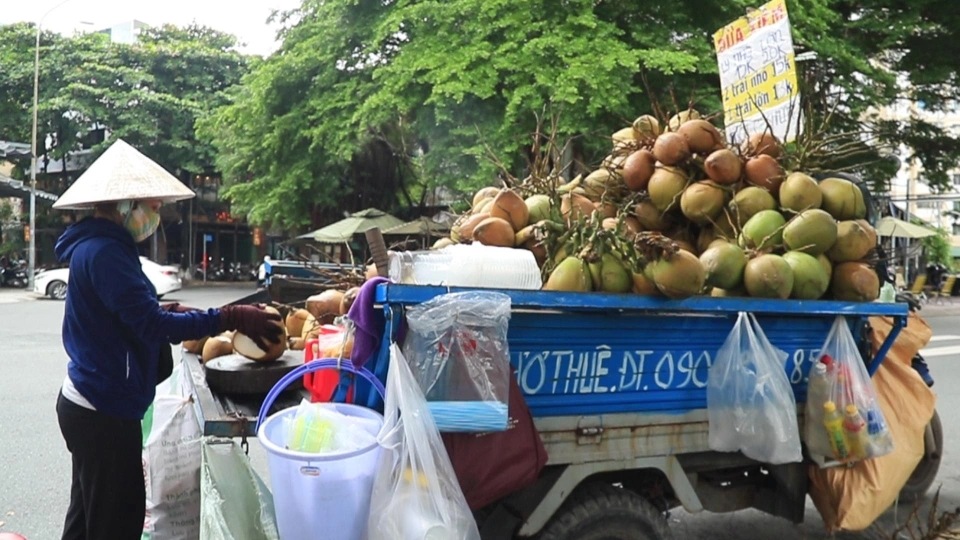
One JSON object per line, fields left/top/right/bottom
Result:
{"left": 0, "top": 284, "right": 956, "bottom": 539}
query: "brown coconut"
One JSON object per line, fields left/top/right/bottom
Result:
{"left": 652, "top": 133, "right": 692, "bottom": 166}
{"left": 647, "top": 250, "right": 706, "bottom": 298}
{"left": 743, "top": 131, "right": 782, "bottom": 159}
{"left": 306, "top": 290, "right": 345, "bottom": 324}
{"left": 831, "top": 262, "right": 880, "bottom": 301}
{"left": 284, "top": 308, "right": 312, "bottom": 338}
{"left": 632, "top": 115, "right": 661, "bottom": 143}
{"left": 744, "top": 154, "right": 785, "bottom": 195}
{"left": 340, "top": 287, "right": 361, "bottom": 314}
{"left": 183, "top": 337, "right": 208, "bottom": 355}
{"left": 432, "top": 237, "right": 455, "bottom": 250}
{"left": 667, "top": 109, "right": 702, "bottom": 131}
{"left": 680, "top": 181, "right": 727, "bottom": 225}
{"left": 488, "top": 189, "right": 530, "bottom": 231}
{"left": 473, "top": 217, "right": 516, "bottom": 247}
{"left": 729, "top": 186, "right": 777, "bottom": 226}
{"left": 457, "top": 212, "right": 490, "bottom": 242}
{"left": 561, "top": 193, "right": 597, "bottom": 223}
{"left": 826, "top": 219, "right": 877, "bottom": 262}
{"left": 704, "top": 149, "right": 743, "bottom": 185}
{"left": 472, "top": 186, "right": 500, "bottom": 208}
{"left": 744, "top": 254, "right": 794, "bottom": 299}
{"left": 634, "top": 200, "right": 672, "bottom": 231}
{"left": 677, "top": 119, "right": 725, "bottom": 154}
{"left": 622, "top": 149, "right": 657, "bottom": 192}
{"left": 648, "top": 166, "right": 688, "bottom": 212}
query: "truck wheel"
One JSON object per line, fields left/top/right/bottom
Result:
{"left": 900, "top": 409, "right": 943, "bottom": 501}
{"left": 538, "top": 482, "right": 674, "bottom": 540}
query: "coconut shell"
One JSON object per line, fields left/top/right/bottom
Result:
{"left": 622, "top": 149, "right": 657, "bottom": 192}
{"left": 667, "top": 109, "right": 702, "bottom": 131}
{"left": 288, "top": 337, "right": 307, "bottom": 351}
{"left": 632, "top": 115, "right": 661, "bottom": 143}
{"left": 488, "top": 189, "right": 530, "bottom": 231}
{"left": 652, "top": 133, "right": 691, "bottom": 166}
{"left": 831, "top": 262, "right": 879, "bottom": 301}
{"left": 561, "top": 193, "right": 596, "bottom": 223}
{"left": 201, "top": 335, "right": 233, "bottom": 363}
{"left": 306, "top": 290, "right": 344, "bottom": 324}
{"left": 611, "top": 126, "right": 637, "bottom": 146}
{"left": 704, "top": 149, "right": 743, "bottom": 185}
{"left": 677, "top": 119, "right": 724, "bottom": 154}
{"left": 473, "top": 217, "right": 516, "bottom": 247}
{"left": 340, "top": 287, "right": 360, "bottom": 314}
{"left": 183, "top": 337, "right": 208, "bottom": 355}
{"left": 458, "top": 212, "right": 491, "bottom": 242}
{"left": 819, "top": 178, "right": 867, "bottom": 220}
{"left": 744, "top": 154, "right": 785, "bottom": 195}
{"left": 284, "top": 308, "right": 312, "bottom": 339}
{"left": 432, "top": 237, "right": 455, "bottom": 250}
{"left": 826, "top": 219, "right": 877, "bottom": 262}
{"left": 300, "top": 314, "right": 320, "bottom": 339}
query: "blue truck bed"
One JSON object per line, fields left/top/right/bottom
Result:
{"left": 370, "top": 284, "right": 909, "bottom": 418}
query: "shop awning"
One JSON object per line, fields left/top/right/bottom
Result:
{"left": 0, "top": 173, "right": 58, "bottom": 201}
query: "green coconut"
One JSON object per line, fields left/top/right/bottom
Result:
{"left": 543, "top": 257, "right": 592, "bottom": 292}
{"left": 740, "top": 209, "right": 786, "bottom": 250}
{"left": 680, "top": 181, "right": 727, "bottom": 225}
{"left": 729, "top": 186, "right": 777, "bottom": 226}
{"left": 826, "top": 219, "right": 877, "bottom": 263}
{"left": 779, "top": 172, "right": 823, "bottom": 213}
{"left": 699, "top": 242, "right": 748, "bottom": 290}
{"left": 819, "top": 177, "right": 867, "bottom": 220}
{"left": 525, "top": 194, "right": 552, "bottom": 223}
{"left": 782, "top": 209, "right": 838, "bottom": 255}
{"left": 744, "top": 254, "right": 795, "bottom": 299}
{"left": 648, "top": 250, "right": 706, "bottom": 298}
{"left": 598, "top": 253, "right": 632, "bottom": 293}
{"left": 782, "top": 251, "right": 830, "bottom": 299}
{"left": 818, "top": 253, "right": 833, "bottom": 283}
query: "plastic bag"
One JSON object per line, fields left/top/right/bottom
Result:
{"left": 707, "top": 312, "right": 802, "bottom": 464}
{"left": 367, "top": 344, "right": 481, "bottom": 540}
{"left": 402, "top": 291, "right": 511, "bottom": 432}
{"left": 804, "top": 316, "right": 894, "bottom": 463}
{"left": 200, "top": 439, "right": 279, "bottom": 540}
{"left": 283, "top": 399, "right": 378, "bottom": 453}
{"left": 142, "top": 362, "right": 202, "bottom": 540}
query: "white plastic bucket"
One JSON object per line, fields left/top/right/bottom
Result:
{"left": 257, "top": 403, "right": 383, "bottom": 540}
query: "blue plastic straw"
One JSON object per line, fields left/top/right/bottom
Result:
{"left": 428, "top": 401, "right": 509, "bottom": 433}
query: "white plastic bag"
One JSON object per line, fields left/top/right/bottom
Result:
{"left": 141, "top": 362, "right": 202, "bottom": 540}
{"left": 707, "top": 312, "right": 802, "bottom": 464}
{"left": 804, "top": 316, "right": 894, "bottom": 463}
{"left": 367, "top": 344, "right": 481, "bottom": 540}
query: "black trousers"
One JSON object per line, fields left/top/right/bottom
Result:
{"left": 56, "top": 392, "right": 145, "bottom": 540}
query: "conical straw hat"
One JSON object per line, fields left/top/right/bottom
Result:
{"left": 53, "top": 139, "right": 196, "bottom": 210}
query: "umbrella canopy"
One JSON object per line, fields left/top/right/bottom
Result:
{"left": 304, "top": 208, "right": 405, "bottom": 244}
{"left": 875, "top": 217, "right": 937, "bottom": 239}
{"left": 382, "top": 216, "right": 450, "bottom": 237}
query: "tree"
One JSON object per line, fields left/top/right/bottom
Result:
{"left": 201, "top": 0, "right": 960, "bottom": 229}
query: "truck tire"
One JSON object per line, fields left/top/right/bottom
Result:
{"left": 538, "top": 482, "right": 674, "bottom": 540}
{"left": 900, "top": 409, "right": 943, "bottom": 501}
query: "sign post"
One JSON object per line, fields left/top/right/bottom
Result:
{"left": 714, "top": 0, "right": 801, "bottom": 145}
{"left": 202, "top": 233, "right": 213, "bottom": 283}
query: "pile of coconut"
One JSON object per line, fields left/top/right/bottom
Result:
{"left": 435, "top": 109, "right": 882, "bottom": 301}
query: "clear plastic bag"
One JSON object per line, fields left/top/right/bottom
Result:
{"left": 402, "top": 291, "right": 512, "bottom": 432}
{"left": 804, "top": 316, "right": 894, "bottom": 463}
{"left": 283, "top": 399, "right": 378, "bottom": 453}
{"left": 367, "top": 344, "right": 481, "bottom": 540}
{"left": 707, "top": 312, "right": 803, "bottom": 464}
{"left": 200, "top": 439, "right": 279, "bottom": 540}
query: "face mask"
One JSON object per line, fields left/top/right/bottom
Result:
{"left": 118, "top": 201, "right": 161, "bottom": 243}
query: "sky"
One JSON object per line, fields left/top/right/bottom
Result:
{"left": 0, "top": 0, "right": 303, "bottom": 56}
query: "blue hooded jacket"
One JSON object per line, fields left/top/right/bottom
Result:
{"left": 56, "top": 217, "right": 222, "bottom": 419}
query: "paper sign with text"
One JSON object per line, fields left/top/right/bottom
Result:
{"left": 714, "top": 0, "right": 801, "bottom": 145}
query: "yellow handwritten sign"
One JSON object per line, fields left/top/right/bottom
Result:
{"left": 714, "top": 0, "right": 801, "bottom": 144}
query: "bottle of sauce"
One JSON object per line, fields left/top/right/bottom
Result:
{"left": 822, "top": 401, "right": 849, "bottom": 461}
{"left": 842, "top": 404, "right": 869, "bottom": 460}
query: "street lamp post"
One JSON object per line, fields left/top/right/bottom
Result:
{"left": 28, "top": 0, "right": 76, "bottom": 290}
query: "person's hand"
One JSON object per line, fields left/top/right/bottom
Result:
{"left": 161, "top": 302, "right": 200, "bottom": 313}
{"left": 219, "top": 304, "right": 283, "bottom": 350}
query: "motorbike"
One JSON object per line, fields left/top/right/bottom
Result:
{"left": 0, "top": 261, "right": 27, "bottom": 288}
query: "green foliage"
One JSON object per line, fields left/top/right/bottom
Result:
{"left": 920, "top": 224, "right": 954, "bottom": 271}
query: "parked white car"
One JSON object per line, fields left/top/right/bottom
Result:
{"left": 33, "top": 257, "right": 182, "bottom": 300}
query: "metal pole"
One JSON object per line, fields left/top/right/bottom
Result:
{"left": 29, "top": 0, "right": 76, "bottom": 290}
{"left": 904, "top": 158, "right": 914, "bottom": 285}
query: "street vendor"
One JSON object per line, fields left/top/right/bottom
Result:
{"left": 51, "top": 139, "right": 283, "bottom": 540}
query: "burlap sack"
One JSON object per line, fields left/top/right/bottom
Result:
{"left": 808, "top": 313, "right": 936, "bottom": 531}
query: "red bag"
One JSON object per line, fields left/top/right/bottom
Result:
{"left": 441, "top": 370, "right": 548, "bottom": 510}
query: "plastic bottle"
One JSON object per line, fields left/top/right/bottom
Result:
{"left": 842, "top": 404, "right": 869, "bottom": 460}
{"left": 822, "top": 401, "right": 849, "bottom": 461}
{"left": 805, "top": 363, "right": 833, "bottom": 458}
{"left": 866, "top": 407, "right": 894, "bottom": 457}
{"left": 387, "top": 244, "right": 542, "bottom": 289}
